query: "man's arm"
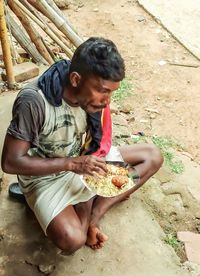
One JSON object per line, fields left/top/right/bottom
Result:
{"left": 1, "top": 134, "right": 107, "bottom": 176}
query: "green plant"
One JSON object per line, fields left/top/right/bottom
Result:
{"left": 163, "top": 151, "right": 184, "bottom": 174}
{"left": 151, "top": 136, "right": 184, "bottom": 174}
{"left": 151, "top": 136, "right": 184, "bottom": 151}
{"left": 165, "top": 234, "right": 183, "bottom": 251}
{"left": 111, "top": 78, "right": 134, "bottom": 105}
{"left": 54, "top": 54, "right": 62, "bottom": 62}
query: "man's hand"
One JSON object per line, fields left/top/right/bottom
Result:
{"left": 2, "top": 134, "right": 107, "bottom": 177}
{"left": 69, "top": 155, "right": 107, "bottom": 176}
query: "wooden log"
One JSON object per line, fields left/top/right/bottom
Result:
{"left": 21, "top": 0, "right": 72, "bottom": 50}
{"left": 6, "top": 13, "right": 48, "bottom": 65}
{"left": 13, "top": 0, "right": 73, "bottom": 58}
{"left": 30, "top": 0, "right": 83, "bottom": 47}
{"left": 0, "top": 0, "right": 15, "bottom": 88}
{"left": 7, "top": 0, "right": 54, "bottom": 65}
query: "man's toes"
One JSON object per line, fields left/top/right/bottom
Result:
{"left": 98, "top": 232, "right": 108, "bottom": 242}
{"left": 99, "top": 242, "right": 104, "bottom": 248}
{"left": 91, "top": 242, "right": 104, "bottom": 250}
{"left": 95, "top": 244, "right": 102, "bottom": 250}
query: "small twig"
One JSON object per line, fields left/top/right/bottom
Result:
{"left": 169, "top": 62, "right": 199, "bottom": 68}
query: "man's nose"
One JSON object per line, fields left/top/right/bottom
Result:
{"left": 102, "top": 95, "right": 111, "bottom": 106}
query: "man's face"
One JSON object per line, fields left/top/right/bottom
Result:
{"left": 74, "top": 73, "right": 120, "bottom": 113}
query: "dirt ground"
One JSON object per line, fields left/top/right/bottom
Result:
{"left": 1, "top": 0, "right": 200, "bottom": 275}
{"left": 65, "top": 0, "right": 200, "bottom": 164}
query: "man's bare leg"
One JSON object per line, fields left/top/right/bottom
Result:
{"left": 86, "top": 144, "right": 163, "bottom": 249}
{"left": 47, "top": 197, "right": 95, "bottom": 254}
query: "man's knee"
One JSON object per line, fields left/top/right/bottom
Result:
{"left": 148, "top": 144, "right": 164, "bottom": 170}
{"left": 50, "top": 226, "right": 87, "bottom": 254}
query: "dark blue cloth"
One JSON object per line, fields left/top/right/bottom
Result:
{"left": 38, "top": 59, "right": 71, "bottom": 107}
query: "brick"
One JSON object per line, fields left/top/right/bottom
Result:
{"left": 177, "top": 231, "right": 200, "bottom": 242}
{"left": 178, "top": 231, "right": 200, "bottom": 264}
{"left": 2, "top": 62, "right": 39, "bottom": 83}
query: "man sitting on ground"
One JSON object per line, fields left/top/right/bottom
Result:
{"left": 2, "top": 37, "right": 163, "bottom": 252}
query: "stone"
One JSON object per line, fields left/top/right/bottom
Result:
{"left": 128, "top": 115, "right": 135, "bottom": 122}
{"left": 112, "top": 114, "right": 128, "bottom": 126}
{"left": 2, "top": 62, "right": 39, "bottom": 83}
{"left": 150, "top": 114, "right": 156, "bottom": 119}
{"left": 39, "top": 264, "right": 55, "bottom": 274}
{"left": 120, "top": 102, "right": 133, "bottom": 113}
{"left": 145, "top": 108, "right": 159, "bottom": 114}
{"left": 54, "top": 0, "right": 70, "bottom": 9}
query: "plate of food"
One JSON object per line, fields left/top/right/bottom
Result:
{"left": 80, "top": 161, "right": 139, "bottom": 197}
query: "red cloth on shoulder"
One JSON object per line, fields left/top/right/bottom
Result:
{"left": 92, "top": 105, "right": 112, "bottom": 157}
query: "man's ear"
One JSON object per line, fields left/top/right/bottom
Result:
{"left": 70, "top": 72, "right": 82, "bottom": 88}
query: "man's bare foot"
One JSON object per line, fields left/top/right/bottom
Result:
{"left": 86, "top": 223, "right": 108, "bottom": 250}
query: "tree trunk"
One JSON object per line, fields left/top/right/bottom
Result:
{"left": 6, "top": 13, "right": 48, "bottom": 65}
{"left": 13, "top": 0, "right": 73, "bottom": 58}
{"left": 30, "top": 0, "right": 83, "bottom": 47}
{"left": 0, "top": 0, "right": 15, "bottom": 88}
{"left": 7, "top": 0, "right": 54, "bottom": 65}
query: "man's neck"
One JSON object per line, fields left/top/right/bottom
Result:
{"left": 63, "top": 85, "right": 79, "bottom": 107}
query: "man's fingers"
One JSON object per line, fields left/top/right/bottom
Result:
{"left": 95, "top": 161, "right": 107, "bottom": 172}
{"left": 93, "top": 165, "right": 107, "bottom": 176}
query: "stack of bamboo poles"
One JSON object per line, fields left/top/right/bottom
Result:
{"left": 0, "top": 0, "right": 83, "bottom": 88}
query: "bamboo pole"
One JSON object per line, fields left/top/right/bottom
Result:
{"left": 13, "top": 0, "right": 73, "bottom": 58}
{"left": 30, "top": 0, "right": 83, "bottom": 47}
{"left": 21, "top": 0, "right": 72, "bottom": 50}
{"left": 7, "top": 0, "right": 54, "bottom": 65}
{"left": 6, "top": 13, "right": 48, "bottom": 65}
{"left": 46, "top": 0, "right": 74, "bottom": 30}
{"left": 9, "top": 40, "right": 21, "bottom": 64}
{"left": 0, "top": 0, "right": 15, "bottom": 89}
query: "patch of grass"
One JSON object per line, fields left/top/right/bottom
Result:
{"left": 165, "top": 234, "right": 184, "bottom": 251}
{"left": 163, "top": 151, "right": 184, "bottom": 174}
{"left": 151, "top": 136, "right": 184, "bottom": 174}
{"left": 111, "top": 78, "right": 134, "bottom": 105}
{"left": 151, "top": 136, "right": 184, "bottom": 151}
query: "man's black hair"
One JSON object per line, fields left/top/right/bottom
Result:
{"left": 69, "top": 37, "right": 125, "bottom": 81}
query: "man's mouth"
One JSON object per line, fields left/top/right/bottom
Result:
{"left": 92, "top": 105, "right": 107, "bottom": 109}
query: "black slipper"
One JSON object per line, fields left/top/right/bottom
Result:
{"left": 8, "top": 182, "right": 26, "bottom": 203}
